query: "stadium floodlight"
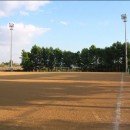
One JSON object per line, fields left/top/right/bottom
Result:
{"left": 9, "top": 23, "right": 14, "bottom": 71}
{"left": 121, "top": 14, "right": 128, "bottom": 72}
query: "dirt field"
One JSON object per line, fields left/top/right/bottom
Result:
{"left": 0, "top": 72, "right": 130, "bottom": 130}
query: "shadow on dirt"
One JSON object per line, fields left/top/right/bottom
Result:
{"left": 0, "top": 119, "right": 130, "bottom": 130}
{"left": 0, "top": 120, "right": 113, "bottom": 130}
{"left": 0, "top": 80, "right": 119, "bottom": 107}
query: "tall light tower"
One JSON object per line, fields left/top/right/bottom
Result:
{"left": 9, "top": 23, "right": 14, "bottom": 71}
{"left": 121, "top": 14, "right": 127, "bottom": 72}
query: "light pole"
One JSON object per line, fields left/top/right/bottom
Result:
{"left": 9, "top": 23, "right": 14, "bottom": 71}
{"left": 121, "top": 14, "right": 127, "bottom": 72}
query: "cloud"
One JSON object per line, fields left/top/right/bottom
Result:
{"left": 0, "top": 1, "right": 50, "bottom": 17}
{"left": 24, "top": 1, "right": 50, "bottom": 11}
{"left": 20, "top": 11, "right": 29, "bottom": 16}
{"left": 60, "top": 21, "right": 68, "bottom": 26}
{"left": 0, "top": 1, "right": 19, "bottom": 17}
{"left": 0, "top": 23, "right": 51, "bottom": 63}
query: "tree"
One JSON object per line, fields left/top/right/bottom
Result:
{"left": 21, "top": 50, "right": 32, "bottom": 71}
{"left": 74, "top": 51, "right": 82, "bottom": 68}
{"left": 45, "top": 47, "right": 55, "bottom": 71}
{"left": 88, "top": 45, "right": 97, "bottom": 71}
{"left": 110, "top": 42, "right": 124, "bottom": 71}
{"left": 80, "top": 48, "right": 89, "bottom": 71}
{"left": 128, "top": 43, "right": 130, "bottom": 70}
{"left": 104, "top": 47, "right": 113, "bottom": 71}
{"left": 30, "top": 45, "right": 42, "bottom": 71}
{"left": 41, "top": 47, "right": 48, "bottom": 68}
{"left": 54, "top": 48, "right": 63, "bottom": 67}
{"left": 95, "top": 48, "right": 104, "bottom": 72}
{"left": 20, "top": 41, "right": 130, "bottom": 72}
{"left": 63, "top": 51, "right": 74, "bottom": 68}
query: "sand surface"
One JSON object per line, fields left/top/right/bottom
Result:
{"left": 0, "top": 72, "right": 130, "bottom": 130}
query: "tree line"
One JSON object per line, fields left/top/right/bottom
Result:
{"left": 21, "top": 41, "right": 130, "bottom": 72}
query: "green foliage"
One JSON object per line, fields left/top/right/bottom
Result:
{"left": 21, "top": 42, "right": 130, "bottom": 72}
{"left": 54, "top": 48, "right": 63, "bottom": 67}
{"left": 30, "top": 45, "right": 43, "bottom": 71}
{"left": 63, "top": 51, "right": 74, "bottom": 68}
{"left": 21, "top": 50, "right": 32, "bottom": 71}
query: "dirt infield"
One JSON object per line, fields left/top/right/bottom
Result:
{"left": 0, "top": 72, "right": 130, "bottom": 130}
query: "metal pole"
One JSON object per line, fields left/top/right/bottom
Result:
{"left": 125, "top": 21, "right": 128, "bottom": 72}
{"left": 9, "top": 23, "right": 14, "bottom": 71}
{"left": 121, "top": 14, "right": 127, "bottom": 72}
{"left": 10, "top": 29, "right": 12, "bottom": 70}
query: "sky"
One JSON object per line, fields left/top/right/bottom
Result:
{"left": 0, "top": 1, "right": 130, "bottom": 63}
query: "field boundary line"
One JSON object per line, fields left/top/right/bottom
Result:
{"left": 113, "top": 73, "right": 124, "bottom": 130}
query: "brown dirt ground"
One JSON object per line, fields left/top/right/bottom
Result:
{"left": 120, "top": 73, "right": 130, "bottom": 130}
{"left": 0, "top": 72, "right": 129, "bottom": 130}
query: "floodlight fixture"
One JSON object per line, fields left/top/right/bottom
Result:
{"left": 9, "top": 23, "right": 14, "bottom": 30}
{"left": 121, "top": 14, "right": 127, "bottom": 22}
